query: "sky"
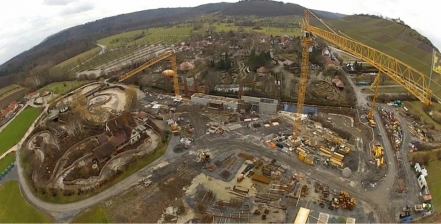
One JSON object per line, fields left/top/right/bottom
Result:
{"left": 0, "top": 0, "right": 439, "bottom": 65}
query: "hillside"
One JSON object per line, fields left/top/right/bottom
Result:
{"left": 0, "top": 0, "right": 347, "bottom": 89}
{"left": 313, "top": 15, "right": 441, "bottom": 98}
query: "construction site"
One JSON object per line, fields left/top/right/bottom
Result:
{"left": 7, "top": 7, "right": 437, "bottom": 224}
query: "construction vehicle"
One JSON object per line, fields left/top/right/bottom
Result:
{"left": 171, "top": 123, "right": 180, "bottom": 132}
{"left": 368, "top": 119, "right": 376, "bottom": 128}
{"left": 294, "top": 9, "right": 432, "bottom": 140}
{"left": 399, "top": 206, "right": 413, "bottom": 223}
{"left": 326, "top": 134, "right": 351, "bottom": 154}
{"left": 118, "top": 50, "right": 181, "bottom": 98}
{"left": 371, "top": 143, "right": 384, "bottom": 169}
{"left": 394, "top": 100, "right": 403, "bottom": 107}
{"left": 199, "top": 151, "right": 211, "bottom": 163}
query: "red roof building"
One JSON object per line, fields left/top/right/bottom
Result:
{"left": 0, "top": 101, "right": 18, "bottom": 118}
{"left": 25, "top": 91, "right": 40, "bottom": 100}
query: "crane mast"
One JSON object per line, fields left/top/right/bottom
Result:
{"left": 292, "top": 9, "right": 313, "bottom": 140}
{"left": 293, "top": 32, "right": 312, "bottom": 140}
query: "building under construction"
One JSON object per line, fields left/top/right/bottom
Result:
{"left": 191, "top": 93, "right": 239, "bottom": 111}
{"left": 240, "top": 96, "right": 279, "bottom": 114}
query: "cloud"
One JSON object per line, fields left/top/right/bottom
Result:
{"left": 61, "top": 2, "right": 94, "bottom": 15}
{"left": 0, "top": 0, "right": 440, "bottom": 65}
{"left": 43, "top": 0, "right": 77, "bottom": 6}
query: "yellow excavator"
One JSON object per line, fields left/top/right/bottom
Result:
{"left": 200, "top": 151, "right": 211, "bottom": 163}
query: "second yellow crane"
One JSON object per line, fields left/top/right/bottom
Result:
{"left": 118, "top": 50, "right": 180, "bottom": 97}
{"left": 293, "top": 9, "right": 432, "bottom": 139}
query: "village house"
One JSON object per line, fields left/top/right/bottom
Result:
{"left": 25, "top": 91, "right": 40, "bottom": 100}
{"left": 92, "top": 115, "right": 142, "bottom": 163}
{"left": 332, "top": 76, "right": 345, "bottom": 90}
{"left": 0, "top": 101, "right": 18, "bottom": 119}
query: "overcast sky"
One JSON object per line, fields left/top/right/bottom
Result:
{"left": 0, "top": 0, "right": 439, "bottom": 65}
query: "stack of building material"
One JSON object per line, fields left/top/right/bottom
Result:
{"left": 337, "top": 190, "right": 356, "bottom": 210}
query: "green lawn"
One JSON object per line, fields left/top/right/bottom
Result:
{"left": 0, "top": 107, "right": 42, "bottom": 155}
{"left": 39, "top": 81, "right": 89, "bottom": 95}
{"left": 426, "top": 159, "right": 441, "bottom": 209}
{"left": 33, "top": 143, "right": 167, "bottom": 204}
{"left": 71, "top": 205, "right": 110, "bottom": 223}
{"left": 0, "top": 152, "right": 15, "bottom": 173}
{"left": 54, "top": 47, "right": 101, "bottom": 69}
{"left": 404, "top": 101, "right": 441, "bottom": 130}
{"left": 97, "top": 28, "right": 168, "bottom": 49}
{"left": 0, "top": 181, "right": 52, "bottom": 223}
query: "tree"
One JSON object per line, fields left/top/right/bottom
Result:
{"left": 124, "top": 85, "right": 139, "bottom": 111}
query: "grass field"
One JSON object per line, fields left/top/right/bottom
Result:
{"left": 0, "top": 181, "right": 52, "bottom": 223}
{"left": 361, "top": 86, "right": 408, "bottom": 94}
{"left": 39, "top": 80, "right": 89, "bottom": 95}
{"left": 0, "top": 152, "right": 15, "bottom": 173}
{"left": 0, "top": 107, "right": 42, "bottom": 155}
{"left": 71, "top": 205, "right": 110, "bottom": 223}
{"left": 54, "top": 47, "right": 101, "bottom": 69}
{"left": 426, "top": 159, "right": 441, "bottom": 209}
{"left": 33, "top": 143, "right": 167, "bottom": 204}
{"left": 207, "top": 22, "right": 301, "bottom": 36}
{"left": 0, "top": 84, "right": 25, "bottom": 101}
{"left": 404, "top": 101, "right": 441, "bottom": 129}
{"left": 316, "top": 15, "right": 441, "bottom": 99}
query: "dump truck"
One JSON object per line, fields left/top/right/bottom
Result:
{"left": 297, "top": 152, "right": 314, "bottom": 165}
{"left": 369, "top": 119, "right": 376, "bottom": 128}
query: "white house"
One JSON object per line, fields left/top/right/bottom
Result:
{"left": 417, "top": 175, "right": 427, "bottom": 189}
{"left": 129, "top": 129, "right": 141, "bottom": 145}
{"left": 414, "top": 163, "right": 428, "bottom": 177}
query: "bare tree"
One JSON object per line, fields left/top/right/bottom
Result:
{"left": 124, "top": 85, "right": 139, "bottom": 111}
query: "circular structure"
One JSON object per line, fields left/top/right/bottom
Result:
{"left": 162, "top": 69, "right": 175, "bottom": 77}
{"left": 342, "top": 167, "right": 352, "bottom": 178}
{"left": 88, "top": 94, "right": 111, "bottom": 106}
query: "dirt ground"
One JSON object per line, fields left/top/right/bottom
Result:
{"left": 94, "top": 88, "right": 127, "bottom": 112}
{"left": 105, "top": 160, "right": 201, "bottom": 223}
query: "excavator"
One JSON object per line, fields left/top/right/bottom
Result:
{"left": 293, "top": 9, "right": 432, "bottom": 141}
{"left": 199, "top": 151, "right": 211, "bottom": 163}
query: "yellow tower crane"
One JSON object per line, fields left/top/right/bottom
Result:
{"left": 293, "top": 9, "right": 432, "bottom": 138}
{"left": 118, "top": 50, "right": 180, "bottom": 97}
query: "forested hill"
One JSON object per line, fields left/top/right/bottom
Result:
{"left": 0, "top": 1, "right": 344, "bottom": 88}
